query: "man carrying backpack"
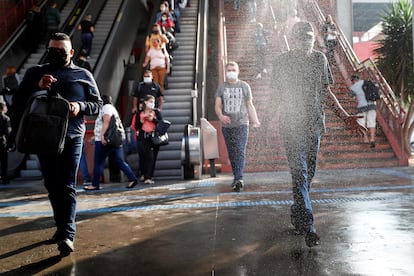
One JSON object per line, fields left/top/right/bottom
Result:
{"left": 8, "top": 33, "right": 103, "bottom": 256}
{"left": 350, "top": 74, "right": 377, "bottom": 148}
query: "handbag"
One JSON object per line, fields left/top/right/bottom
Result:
{"left": 151, "top": 119, "right": 171, "bottom": 146}
{"left": 104, "top": 114, "right": 126, "bottom": 147}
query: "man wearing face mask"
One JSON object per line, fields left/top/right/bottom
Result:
{"left": 272, "top": 21, "right": 365, "bottom": 247}
{"left": 215, "top": 61, "right": 261, "bottom": 192}
{"left": 8, "top": 33, "right": 103, "bottom": 256}
{"left": 132, "top": 70, "right": 163, "bottom": 113}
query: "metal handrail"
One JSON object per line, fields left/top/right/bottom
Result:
{"left": 302, "top": 0, "right": 407, "bottom": 164}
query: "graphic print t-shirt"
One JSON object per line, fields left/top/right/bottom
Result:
{"left": 215, "top": 80, "right": 252, "bottom": 128}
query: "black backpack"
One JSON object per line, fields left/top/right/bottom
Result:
{"left": 362, "top": 80, "right": 381, "bottom": 101}
{"left": 16, "top": 90, "right": 70, "bottom": 155}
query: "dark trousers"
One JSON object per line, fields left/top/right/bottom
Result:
{"left": 141, "top": 134, "right": 159, "bottom": 180}
{"left": 81, "top": 32, "right": 93, "bottom": 56}
{"left": 38, "top": 135, "right": 82, "bottom": 242}
{"left": 0, "top": 145, "right": 8, "bottom": 182}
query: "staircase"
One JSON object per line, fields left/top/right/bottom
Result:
{"left": 152, "top": 0, "right": 199, "bottom": 179}
{"left": 19, "top": 0, "right": 78, "bottom": 76}
{"left": 221, "top": 1, "right": 400, "bottom": 172}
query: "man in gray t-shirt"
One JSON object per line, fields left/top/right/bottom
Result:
{"left": 215, "top": 61, "right": 260, "bottom": 191}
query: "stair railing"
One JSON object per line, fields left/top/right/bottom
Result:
{"left": 301, "top": 0, "right": 408, "bottom": 165}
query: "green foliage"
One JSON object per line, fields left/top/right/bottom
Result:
{"left": 374, "top": 0, "right": 413, "bottom": 104}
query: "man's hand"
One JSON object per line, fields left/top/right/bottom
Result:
{"left": 38, "top": 74, "right": 57, "bottom": 90}
{"left": 6, "top": 142, "right": 16, "bottom": 152}
{"left": 252, "top": 120, "right": 261, "bottom": 128}
{"left": 219, "top": 114, "right": 231, "bottom": 125}
{"left": 69, "top": 102, "right": 80, "bottom": 118}
{"left": 344, "top": 115, "right": 366, "bottom": 136}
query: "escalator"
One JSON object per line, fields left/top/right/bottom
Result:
{"left": 2, "top": 0, "right": 205, "bottom": 181}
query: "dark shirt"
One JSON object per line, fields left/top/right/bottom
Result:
{"left": 75, "top": 59, "right": 92, "bottom": 72}
{"left": 79, "top": 20, "right": 94, "bottom": 34}
{"left": 10, "top": 62, "right": 102, "bottom": 141}
{"left": 133, "top": 81, "right": 163, "bottom": 108}
{"left": 273, "top": 49, "right": 333, "bottom": 132}
{"left": 46, "top": 7, "right": 60, "bottom": 29}
{"left": 0, "top": 113, "right": 11, "bottom": 139}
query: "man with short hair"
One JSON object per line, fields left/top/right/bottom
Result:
{"left": 132, "top": 70, "right": 163, "bottom": 112}
{"left": 9, "top": 32, "right": 103, "bottom": 256}
{"left": 215, "top": 61, "right": 261, "bottom": 191}
{"left": 272, "top": 21, "right": 365, "bottom": 247}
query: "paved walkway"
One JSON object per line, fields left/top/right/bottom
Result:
{"left": 1, "top": 167, "right": 414, "bottom": 275}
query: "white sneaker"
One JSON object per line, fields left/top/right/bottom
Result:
{"left": 144, "top": 179, "right": 154, "bottom": 184}
{"left": 255, "top": 73, "right": 262, "bottom": 79}
{"left": 58, "top": 239, "right": 74, "bottom": 256}
{"left": 263, "top": 68, "right": 267, "bottom": 74}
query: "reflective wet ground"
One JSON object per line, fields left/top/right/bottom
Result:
{"left": 1, "top": 167, "right": 414, "bottom": 275}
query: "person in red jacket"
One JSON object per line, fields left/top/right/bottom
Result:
{"left": 157, "top": 12, "right": 175, "bottom": 34}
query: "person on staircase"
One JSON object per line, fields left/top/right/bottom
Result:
{"left": 350, "top": 74, "right": 377, "bottom": 148}
{"left": 145, "top": 24, "right": 169, "bottom": 53}
{"left": 253, "top": 22, "right": 269, "bottom": 79}
{"left": 77, "top": 14, "right": 95, "bottom": 57}
{"left": 215, "top": 61, "right": 261, "bottom": 192}
{"left": 322, "top": 14, "right": 338, "bottom": 66}
{"left": 142, "top": 38, "right": 170, "bottom": 94}
{"left": 132, "top": 70, "right": 164, "bottom": 180}
{"left": 134, "top": 95, "right": 163, "bottom": 185}
{"left": 272, "top": 21, "right": 365, "bottom": 248}
{"left": 0, "top": 102, "right": 11, "bottom": 185}
{"left": 1, "top": 65, "right": 21, "bottom": 109}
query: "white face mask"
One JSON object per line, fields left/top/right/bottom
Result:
{"left": 146, "top": 102, "right": 155, "bottom": 109}
{"left": 143, "top": 77, "right": 152, "bottom": 83}
{"left": 295, "top": 38, "right": 315, "bottom": 52}
{"left": 226, "top": 71, "right": 238, "bottom": 80}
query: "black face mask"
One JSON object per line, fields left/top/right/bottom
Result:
{"left": 152, "top": 30, "right": 159, "bottom": 34}
{"left": 47, "top": 47, "right": 68, "bottom": 68}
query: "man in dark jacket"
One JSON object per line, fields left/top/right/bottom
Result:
{"left": 8, "top": 33, "right": 102, "bottom": 256}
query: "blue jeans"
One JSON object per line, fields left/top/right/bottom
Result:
{"left": 92, "top": 141, "right": 137, "bottom": 187}
{"left": 281, "top": 127, "right": 322, "bottom": 232}
{"left": 81, "top": 32, "right": 93, "bottom": 56}
{"left": 233, "top": 0, "right": 240, "bottom": 9}
{"left": 38, "top": 135, "right": 83, "bottom": 242}
{"left": 222, "top": 125, "right": 249, "bottom": 181}
{"left": 79, "top": 143, "right": 91, "bottom": 182}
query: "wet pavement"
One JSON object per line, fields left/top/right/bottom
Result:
{"left": 1, "top": 167, "right": 414, "bottom": 275}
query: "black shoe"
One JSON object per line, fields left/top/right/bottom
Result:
{"left": 46, "top": 231, "right": 61, "bottom": 244}
{"left": 305, "top": 231, "right": 320, "bottom": 247}
{"left": 370, "top": 141, "right": 375, "bottom": 148}
{"left": 293, "top": 228, "right": 307, "bottom": 236}
{"left": 231, "top": 180, "right": 244, "bottom": 192}
{"left": 126, "top": 180, "right": 138, "bottom": 189}
{"left": 57, "top": 239, "right": 74, "bottom": 256}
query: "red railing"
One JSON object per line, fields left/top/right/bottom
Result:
{"left": 0, "top": 0, "right": 36, "bottom": 48}
{"left": 302, "top": 0, "right": 408, "bottom": 165}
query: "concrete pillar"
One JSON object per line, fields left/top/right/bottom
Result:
{"left": 336, "top": 0, "right": 353, "bottom": 47}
